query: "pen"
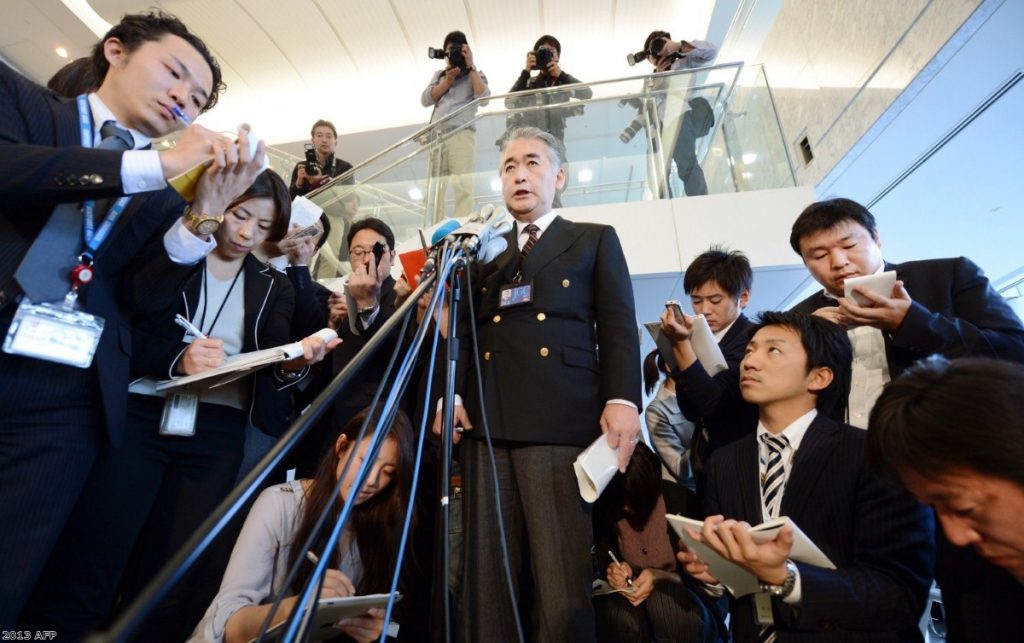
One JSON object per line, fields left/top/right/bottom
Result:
{"left": 608, "top": 550, "right": 633, "bottom": 586}
{"left": 306, "top": 550, "right": 320, "bottom": 565}
{"left": 170, "top": 105, "right": 192, "bottom": 127}
{"left": 174, "top": 314, "right": 207, "bottom": 339}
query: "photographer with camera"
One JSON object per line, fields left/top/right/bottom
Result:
{"left": 505, "top": 35, "right": 592, "bottom": 143}
{"left": 289, "top": 119, "right": 353, "bottom": 199}
{"left": 622, "top": 31, "right": 718, "bottom": 196}
{"left": 420, "top": 30, "right": 490, "bottom": 221}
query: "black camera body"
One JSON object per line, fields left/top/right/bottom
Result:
{"left": 534, "top": 47, "right": 553, "bottom": 70}
{"left": 303, "top": 143, "right": 322, "bottom": 176}
{"left": 428, "top": 44, "right": 468, "bottom": 74}
{"left": 625, "top": 37, "right": 683, "bottom": 67}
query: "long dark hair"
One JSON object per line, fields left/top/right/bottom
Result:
{"left": 596, "top": 442, "right": 663, "bottom": 532}
{"left": 287, "top": 406, "right": 415, "bottom": 595}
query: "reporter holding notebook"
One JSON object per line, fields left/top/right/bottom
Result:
{"left": 24, "top": 170, "right": 339, "bottom": 642}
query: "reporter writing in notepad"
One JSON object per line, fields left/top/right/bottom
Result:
{"left": 190, "top": 406, "right": 415, "bottom": 643}
{"left": 593, "top": 442, "right": 719, "bottom": 643}
{"left": 23, "top": 170, "right": 340, "bottom": 642}
{"left": 677, "top": 311, "right": 933, "bottom": 642}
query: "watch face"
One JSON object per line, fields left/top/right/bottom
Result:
{"left": 196, "top": 217, "right": 221, "bottom": 235}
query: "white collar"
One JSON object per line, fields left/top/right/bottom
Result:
{"left": 87, "top": 93, "right": 152, "bottom": 150}
{"left": 714, "top": 316, "right": 739, "bottom": 343}
{"left": 756, "top": 408, "right": 817, "bottom": 453}
{"left": 516, "top": 210, "right": 558, "bottom": 237}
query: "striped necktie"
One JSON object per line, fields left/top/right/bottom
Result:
{"left": 520, "top": 224, "right": 539, "bottom": 256}
{"left": 759, "top": 432, "right": 790, "bottom": 643}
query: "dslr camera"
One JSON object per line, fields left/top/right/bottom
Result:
{"left": 626, "top": 37, "right": 682, "bottom": 67}
{"left": 428, "top": 44, "right": 468, "bottom": 74}
{"left": 303, "top": 143, "right": 322, "bottom": 176}
{"left": 533, "top": 47, "right": 554, "bottom": 70}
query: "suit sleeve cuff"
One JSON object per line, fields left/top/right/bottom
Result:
{"left": 121, "top": 150, "right": 167, "bottom": 194}
{"left": 782, "top": 567, "right": 802, "bottom": 604}
{"left": 606, "top": 399, "right": 638, "bottom": 411}
{"left": 164, "top": 218, "right": 216, "bottom": 265}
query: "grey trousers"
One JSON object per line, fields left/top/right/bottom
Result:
{"left": 459, "top": 439, "right": 596, "bottom": 643}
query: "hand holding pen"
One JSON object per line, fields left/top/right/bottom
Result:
{"left": 306, "top": 550, "right": 356, "bottom": 598}
{"left": 174, "top": 315, "right": 225, "bottom": 375}
{"left": 607, "top": 550, "right": 635, "bottom": 590}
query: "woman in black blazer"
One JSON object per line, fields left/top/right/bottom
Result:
{"left": 24, "top": 170, "right": 337, "bottom": 642}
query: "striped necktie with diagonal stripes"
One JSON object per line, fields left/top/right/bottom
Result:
{"left": 758, "top": 432, "right": 790, "bottom": 643}
{"left": 520, "top": 223, "right": 539, "bottom": 256}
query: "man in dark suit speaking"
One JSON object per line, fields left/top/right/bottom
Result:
{"left": 436, "top": 126, "right": 642, "bottom": 642}
{"left": 0, "top": 11, "right": 266, "bottom": 625}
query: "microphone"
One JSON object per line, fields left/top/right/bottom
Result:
{"left": 445, "top": 204, "right": 512, "bottom": 262}
{"left": 430, "top": 219, "right": 460, "bottom": 246}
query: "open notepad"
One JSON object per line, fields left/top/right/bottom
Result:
{"left": 643, "top": 314, "right": 727, "bottom": 376}
{"left": 156, "top": 328, "right": 337, "bottom": 392}
{"left": 667, "top": 514, "right": 835, "bottom": 597}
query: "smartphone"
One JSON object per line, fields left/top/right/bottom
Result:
{"left": 372, "top": 241, "right": 385, "bottom": 266}
{"left": 665, "top": 299, "right": 683, "bottom": 316}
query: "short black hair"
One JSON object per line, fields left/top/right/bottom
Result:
{"left": 47, "top": 57, "right": 97, "bottom": 97}
{"left": 683, "top": 246, "right": 752, "bottom": 298}
{"left": 347, "top": 217, "right": 395, "bottom": 251}
{"left": 91, "top": 11, "right": 224, "bottom": 112}
{"left": 533, "top": 35, "right": 561, "bottom": 55}
{"left": 789, "top": 198, "right": 879, "bottom": 256}
{"left": 311, "top": 119, "right": 337, "bottom": 139}
{"left": 643, "top": 30, "right": 672, "bottom": 53}
{"left": 753, "top": 310, "right": 852, "bottom": 419}
{"left": 226, "top": 169, "right": 291, "bottom": 243}
{"left": 443, "top": 30, "right": 468, "bottom": 49}
{"left": 868, "top": 356, "right": 1024, "bottom": 488}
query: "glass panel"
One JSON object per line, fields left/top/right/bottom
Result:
{"left": 302, "top": 61, "right": 794, "bottom": 280}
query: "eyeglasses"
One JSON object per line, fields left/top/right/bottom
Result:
{"left": 350, "top": 246, "right": 389, "bottom": 259}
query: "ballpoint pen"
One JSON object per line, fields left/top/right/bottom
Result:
{"left": 607, "top": 550, "right": 633, "bottom": 586}
{"left": 306, "top": 550, "right": 320, "bottom": 565}
{"left": 170, "top": 105, "right": 192, "bottom": 127}
{"left": 174, "top": 314, "right": 207, "bottom": 339}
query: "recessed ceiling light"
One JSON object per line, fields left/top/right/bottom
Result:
{"left": 489, "top": 179, "right": 501, "bottom": 192}
{"left": 577, "top": 169, "right": 593, "bottom": 183}
{"left": 55, "top": 47, "right": 68, "bottom": 58}
{"left": 408, "top": 187, "right": 423, "bottom": 201}
{"left": 742, "top": 153, "right": 758, "bottom": 164}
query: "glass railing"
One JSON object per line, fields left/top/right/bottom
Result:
{"left": 301, "top": 62, "right": 795, "bottom": 279}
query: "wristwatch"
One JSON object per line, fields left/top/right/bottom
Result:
{"left": 759, "top": 559, "right": 798, "bottom": 599}
{"left": 184, "top": 205, "right": 223, "bottom": 235}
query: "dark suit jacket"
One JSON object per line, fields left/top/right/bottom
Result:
{"left": 462, "top": 216, "right": 641, "bottom": 447}
{"left": 129, "top": 255, "right": 298, "bottom": 436}
{"left": 674, "top": 313, "right": 759, "bottom": 455}
{"left": 791, "top": 257, "right": 1024, "bottom": 376}
{"left": 705, "top": 415, "right": 935, "bottom": 642}
{"left": 0, "top": 62, "right": 200, "bottom": 443}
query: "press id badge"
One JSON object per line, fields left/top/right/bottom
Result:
{"left": 2, "top": 299, "right": 104, "bottom": 368}
{"left": 754, "top": 591, "right": 774, "bottom": 625}
{"left": 159, "top": 392, "right": 199, "bottom": 436}
{"left": 498, "top": 280, "right": 533, "bottom": 309}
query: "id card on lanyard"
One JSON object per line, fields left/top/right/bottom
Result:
{"left": 2, "top": 95, "right": 132, "bottom": 368}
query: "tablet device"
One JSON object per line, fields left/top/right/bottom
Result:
{"left": 255, "top": 592, "right": 401, "bottom": 642}
{"left": 844, "top": 271, "right": 896, "bottom": 306}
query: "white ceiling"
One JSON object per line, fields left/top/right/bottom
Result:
{"left": 3, "top": 0, "right": 730, "bottom": 144}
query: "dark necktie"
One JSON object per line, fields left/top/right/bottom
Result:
{"left": 521, "top": 224, "right": 540, "bottom": 256}
{"left": 14, "top": 121, "right": 133, "bottom": 303}
{"left": 759, "top": 432, "right": 790, "bottom": 643}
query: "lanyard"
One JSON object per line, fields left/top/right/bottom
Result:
{"left": 76, "top": 94, "right": 133, "bottom": 258}
{"left": 197, "top": 262, "right": 245, "bottom": 337}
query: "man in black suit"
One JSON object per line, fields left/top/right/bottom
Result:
{"left": 0, "top": 11, "right": 266, "bottom": 624}
{"left": 788, "top": 198, "right": 1024, "bottom": 640}
{"left": 868, "top": 356, "right": 1024, "bottom": 642}
{"left": 437, "top": 126, "right": 642, "bottom": 642}
{"left": 680, "top": 311, "right": 934, "bottom": 642}
{"left": 661, "top": 246, "right": 758, "bottom": 500}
